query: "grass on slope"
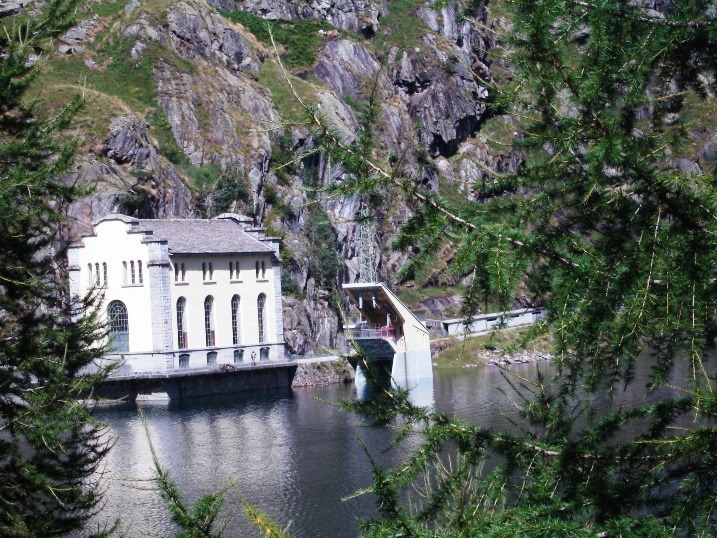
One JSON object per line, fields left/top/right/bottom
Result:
{"left": 220, "top": 9, "right": 334, "bottom": 69}
{"left": 434, "top": 327, "right": 552, "bottom": 369}
{"left": 374, "top": 0, "right": 431, "bottom": 51}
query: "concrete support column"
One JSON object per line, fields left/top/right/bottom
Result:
{"left": 146, "top": 240, "right": 173, "bottom": 352}
{"left": 272, "top": 255, "right": 284, "bottom": 352}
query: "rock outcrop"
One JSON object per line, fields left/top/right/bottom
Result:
{"left": 51, "top": 0, "right": 519, "bottom": 352}
{"left": 291, "top": 358, "right": 355, "bottom": 386}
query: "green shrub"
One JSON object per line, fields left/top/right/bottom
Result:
{"left": 213, "top": 167, "right": 251, "bottom": 214}
{"left": 219, "top": 9, "right": 334, "bottom": 68}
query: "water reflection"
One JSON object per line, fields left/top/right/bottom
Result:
{"left": 94, "top": 355, "right": 706, "bottom": 537}
{"left": 93, "top": 385, "right": 421, "bottom": 538}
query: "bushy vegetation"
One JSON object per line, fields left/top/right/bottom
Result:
{"left": 372, "top": 0, "right": 429, "bottom": 51}
{"left": 220, "top": 9, "right": 334, "bottom": 68}
{"left": 306, "top": 204, "right": 341, "bottom": 293}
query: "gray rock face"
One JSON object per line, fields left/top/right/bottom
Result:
{"left": 166, "top": 1, "right": 259, "bottom": 74}
{"left": 205, "top": 0, "right": 379, "bottom": 32}
{"left": 70, "top": 114, "right": 193, "bottom": 228}
{"left": 282, "top": 292, "right": 340, "bottom": 354}
{"left": 391, "top": 46, "right": 487, "bottom": 156}
{"left": 309, "top": 39, "right": 380, "bottom": 99}
{"left": 58, "top": 14, "right": 99, "bottom": 54}
{"left": 68, "top": 0, "right": 507, "bottom": 353}
{"left": 105, "top": 116, "right": 153, "bottom": 166}
{"left": 0, "top": 0, "right": 33, "bottom": 18}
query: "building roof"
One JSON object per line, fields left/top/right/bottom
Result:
{"left": 136, "top": 219, "right": 274, "bottom": 255}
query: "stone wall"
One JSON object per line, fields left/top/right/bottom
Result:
{"left": 291, "top": 359, "right": 355, "bottom": 387}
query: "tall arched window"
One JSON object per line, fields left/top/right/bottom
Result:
{"left": 123, "top": 261, "right": 128, "bottom": 285}
{"left": 107, "top": 300, "right": 129, "bottom": 352}
{"left": 257, "top": 293, "right": 267, "bottom": 343}
{"left": 176, "top": 297, "right": 187, "bottom": 349}
{"left": 204, "top": 296, "right": 215, "bottom": 346}
{"left": 87, "top": 264, "right": 93, "bottom": 287}
{"left": 95, "top": 263, "right": 101, "bottom": 286}
{"left": 102, "top": 262, "right": 108, "bottom": 286}
{"left": 130, "top": 261, "right": 136, "bottom": 284}
{"left": 138, "top": 261, "right": 143, "bottom": 284}
{"left": 231, "top": 295, "right": 241, "bottom": 345}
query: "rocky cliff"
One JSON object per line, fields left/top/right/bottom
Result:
{"left": 7, "top": 0, "right": 713, "bottom": 353}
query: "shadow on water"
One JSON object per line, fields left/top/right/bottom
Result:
{"left": 91, "top": 351, "right": 709, "bottom": 537}
{"left": 92, "top": 382, "right": 420, "bottom": 538}
{"left": 354, "top": 352, "right": 435, "bottom": 408}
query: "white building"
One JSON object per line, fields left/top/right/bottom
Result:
{"left": 68, "top": 214, "right": 285, "bottom": 374}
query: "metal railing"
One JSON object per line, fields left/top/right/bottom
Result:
{"left": 347, "top": 324, "right": 397, "bottom": 343}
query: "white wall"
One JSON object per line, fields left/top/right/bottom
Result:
{"left": 75, "top": 219, "right": 154, "bottom": 353}
{"left": 169, "top": 253, "right": 277, "bottom": 351}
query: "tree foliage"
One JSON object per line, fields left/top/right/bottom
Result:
{"left": 298, "top": 0, "right": 717, "bottom": 535}
{"left": 306, "top": 204, "right": 341, "bottom": 293}
{"left": 0, "top": 1, "right": 114, "bottom": 535}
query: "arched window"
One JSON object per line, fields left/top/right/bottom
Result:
{"left": 261, "top": 261, "right": 266, "bottom": 278}
{"left": 103, "top": 263, "right": 108, "bottom": 286}
{"left": 202, "top": 262, "right": 207, "bottom": 281}
{"left": 181, "top": 263, "right": 186, "bottom": 281}
{"left": 87, "top": 264, "right": 93, "bottom": 287}
{"left": 233, "top": 349, "right": 244, "bottom": 363}
{"left": 231, "top": 295, "right": 241, "bottom": 345}
{"left": 95, "top": 263, "right": 101, "bottom": 286}
{"left": 175, "top": 263, "right": 179, "bottom": 282}
{"left": 257, "top": 293, "right": 267, "bottom": 343}
{"left": 229, "top": 261, "right": 234, "bottom": 280}
{"left": 208, "top": 262, "right": 213, "bottom": 280}
{"left": 255, "top": 261, "right": 260, "bottom": 278}
{"left": 176, "top": 297, "right": 187, "bottom": 349}
{"left": 107, "top": 300, "right": 129, "bottom": 353}
{"left": 204, "top": 296, "right": 215, "bottom": 346}
{"left": 123, "top": 261, "right": 128, "bottom": 285}
{"left": 138, "top": 261, "right": 143, "bottom": 284}
{"left": 130, "top": 261, "right": 136, "bottom": 284}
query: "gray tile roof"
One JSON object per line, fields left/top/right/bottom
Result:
{"left": 136, "top": 219, "right": 274, "bottom": 255}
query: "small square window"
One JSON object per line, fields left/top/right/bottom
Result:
{"left": 179, "top": 354, "right": 190, "bottom": 368}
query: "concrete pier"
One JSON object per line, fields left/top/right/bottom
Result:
{"left": 92, "top": 360, "right": 298, "bottom": 401}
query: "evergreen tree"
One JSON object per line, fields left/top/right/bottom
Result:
{"left": 303, "top": 0, "right": 717, "bottom": 535}
{"left": 0, "top": 1, "right": 114, "bottom": 535}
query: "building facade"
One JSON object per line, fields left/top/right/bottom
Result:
{"left": 68, "top": 214, "right": 285, "bottom": 374}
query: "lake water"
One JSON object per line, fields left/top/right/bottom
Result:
{"left": 91, "top": 358, "right": 695, "bottom": 537}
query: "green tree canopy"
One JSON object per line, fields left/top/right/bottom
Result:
{"left": 0, "top": 1, "right": 114, "bottom": 535}
{"left": 306, "top": 0, "right": 717, "bottom": 535}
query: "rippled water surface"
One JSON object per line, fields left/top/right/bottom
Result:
{"left": 95, "top": 359, "right": 682, "bottom": 537}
